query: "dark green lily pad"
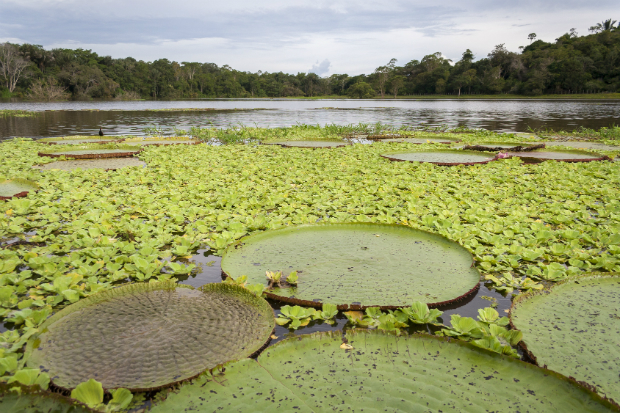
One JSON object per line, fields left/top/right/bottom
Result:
{"left": 264, "top": 140, "right": 349, "bottom": 148}
{"left": 221, "top": 223, "right": 480, "bottom": 309}
{"left": 505, "top": 149, "right": 609, "bottom": 163}
{"left": 38, "top": 149, "right": 141, "bottom": 159}
{"left": 382, "top": 150, "right": 498, "bottom": 165}
{"left": 381, "top": 137, "right": 459, "bottom": 144}
{"left": 25, "top": 281, "right": 274, "bottom": 391}
{"left": 34, "top": 158, "right": 147, "bottom": 171}
{"left": 0, "top": 383, "right": 93, "bottom": 413}
{"left": 510, "top": 274, "right": 620, "bottom": 403}
{"left": 0, "top": 179, "right": 39, "bottom": 200}
{"left": 150, "top": 330, "right": 619, "bottom": 413}
{"left": 463, "top": 142, "right": 546, "bottom": 152}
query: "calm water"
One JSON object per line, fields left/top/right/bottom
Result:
{"left": 1, "top": 99, "right": 619, "bottom": 139}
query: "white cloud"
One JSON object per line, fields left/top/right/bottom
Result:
{"left": 309, "top": 59, "right": 331, "bottom": 76}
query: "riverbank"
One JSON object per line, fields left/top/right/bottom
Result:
{"left": 284, "top": 93, "right": 620, "bottom": 100}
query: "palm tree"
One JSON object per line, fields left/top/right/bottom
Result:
{"left": 589, "top": 19, "right": 618, "bottom": 33}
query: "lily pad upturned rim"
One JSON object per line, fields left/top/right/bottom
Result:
{"left": 509, "top": 273, "right": 620, "bottom": 370}
{"left": 122, "top": 137, "right": 203, "bottom": 146}
{"left": 381, "top": 149, "right": 500, "bottom": 166}
{"left": 0, "top": 178, "right": 39, "bottom": 201}
{"left": 504, "top": 149, "right": 611, "bottom": 163}
{"left": 221, "top": 222, "right": 480, "bottom": 310}
{"left": 463, "top": 142, "right": 546, "bottom": 152}
{"left": 38, "top": 149, "right": 142, "bottom": 159}
{"left": 150, "top": 330, "right": 620, "bottom": 413}
{"left": 0, "top": 382, "right": 95, "bottom": 413}
{"left": 25, "top": 281, "right": 275, "bottom": 392}
{"left": 263, "top": 140, "right": 350, "bottom": 149}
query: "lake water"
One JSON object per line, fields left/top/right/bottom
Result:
{"left": 1, "top": 99, "right": 619, "bottom": 139}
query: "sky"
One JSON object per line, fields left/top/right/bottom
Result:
{"left": 0, "top": 0, "right": 617, "bottom": 76}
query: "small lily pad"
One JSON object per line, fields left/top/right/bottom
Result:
{"left": 221, "top": 223, "right": 481, "bottom": 309}
{"left": 34, "top": 158, "right": 147, "bottom": 171}
{"left": 0, "top": 178, "right": 39, "bottom": 200}
{"left": 264, "top": 140, "right": 349, "bottom": 148}
{"left": 382, "top": 149, "right": 498, "bottom": 165}
{"left": 510, "top": 274, "right": 620, "bottom": 403}
{"left": 26, "top": 281, "right": 274, "bottom": 391}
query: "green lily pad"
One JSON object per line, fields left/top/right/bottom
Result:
{"left": 38, "top": 149, "right": 141, "bottom": 159}
{"left": 505, "top": 149, "right": 609, "bottom": 163}
{"left": 510, "top": 274, "right": 620, "bottom": 403}
{"left": 123, "top": 138, "right": 201, "bottom": 146}
{"left": 542, "top": 142, "right": 620, "bottom": 151}
{"left": 463, "top": 142, "right": 546, "bottom": 151}
{"left": 34, "top": 158, "right": 147, "bottom": 171}
{"left": 264, "top": 140, "right": 349, "bottom": 148}
{"left": 381, "top": 137, "right": 459, "bottom": 144}
{"left": 382, "top": 149, "right": 498, "bottom": 165}
{"left": 221, "top": 223, "right": 480, "bottom": 309}
{"left": 0, "top": 382, "right": 93, "bottom": 413}
{"left": 150, "top": 330, "right": 619, "bottom": 413}
{"left": 39, "top": 138, "right": 122, "bottom": 145}
{"left": 0, "top": 178, "right": 38, "bottom": 200}
{"left": 25, "top": 281, "right": 274, "bottom": 391}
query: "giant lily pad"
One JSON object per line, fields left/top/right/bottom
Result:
{"left": 39, "top": 137, "right": 123, "bottom": 145}
{"left": 34, "top": 158, "right": 147, "bottom": 171}
{"left": 510, "top": 274, "right": 620, "bottom": 403}
{"left": 381, "top": 137, "right": 460, "bottom": 144}
{"left": 264, "top": 140, "right": 349, "bottom": 148}
{"left": 0, "top": 178, "right": 38, "bottom": 200}
{"left": 0, "top": 383, "right": 93, "bottom": 413}
{"left": 122, "top": 137, "right": 201, "bottom": 146}
{"left": 221, "top": 223, "right": 480, "bottom": 309}
{"left": 150, "top": 330, "right": 619, "bottom": 413}
{"left": 25, "top": 281, "right": 274, "bottom": 391}
{"left": 382, "top": 149, "right": 498, "bottom": 165}
{"left": 463, "top": 142, "right": 546, "bottom": 152}
{"left": 38, "top": 149, "right": 141, "bottom": 159}
{"left": 505, "top": 149, "right": 609, "bottom": 163}
{"left": 542, "top": 141, "right": 620, "bottom": 151}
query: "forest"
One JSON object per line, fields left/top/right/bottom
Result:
{"left": 0, "top": 20, "right": 619, "bottom": 100}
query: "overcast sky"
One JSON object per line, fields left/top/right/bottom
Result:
{"left": 0, "top": 0, "right": 617, "bottom": 75}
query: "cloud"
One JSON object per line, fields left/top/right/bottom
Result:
{"left": 309, "top": 59, "right": 331, "bottom": 76}
{"left": 1, "top": 0, "right": 619, "bottom": 75}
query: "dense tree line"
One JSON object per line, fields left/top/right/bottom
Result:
{"left": 0, "top": 20, "right": 619, "bottom": 100}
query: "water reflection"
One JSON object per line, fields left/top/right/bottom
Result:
{"left": 1, "top": 99, "right": 620, "bottom": 139}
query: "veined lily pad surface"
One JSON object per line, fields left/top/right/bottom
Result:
{"left": 505, "top": 150, "right": 608, "bottom": 162}
{"left": 0, "top": 383, "right": 93, "bottom": 413}
{"left": 381, "top": 137, "right": 459, "bottom": 144}
{"left": 264, "top": 140, "right": 349, "bottom": 148}
{"left": 150, "top": 330, "right": 618, "bottom": 413}
{"left": 510, "top": 274, "right": 620, "bottom": 403}
{"left": 221, "top": 223, "right": 480, "bottom": 308}
{"left": 34, "top": 158, "right": 147, "bottom": 171}
{"left": 26, "top": 281, "right": 274, "bottom": 391}
{"left": 382, "top": 149, "right": 497, "bottom": 165}
{"left": 38, "top": 149, "right": 140, "bottom": 159}
{"left": 0, "top": 178, "right": 38, "bottom": 200}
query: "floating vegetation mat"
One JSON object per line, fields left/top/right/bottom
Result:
{"left": 505, "top": 149, "right": 609, "bottom": 163}
{"left": 381, "top": 137, "right": 460, "bottom": 144}
{"left": 38, "top": 149, "right": 141, "bottom": 159}
{"left": 0, "top": 383, "right": 93, "bottom": 413}
{"left": 34, "top": 158, "right": 147, "bottom": 171}
{"left": 150, "top": 330, "right": 619, "bottom": 413}
{"left": 510, "top": 274, "right": 620, "bottom": 403}
{"left": 463, "top": 142, "right": 546, "bottom": 152}
{"left": 25, "top": 281, "right": 274, "bottom": 391}
{"left": 122, "top": 138, "right": 201, "bottom": 146}
{"left": 382, "top": 149, "right": 498, "bottom": 165}
{"left": 0, "top": 178, "right": 38, "bottom": 200}
{"left": 263, "top": 140, "right": 350, "bottom": 148}
{"left": 221, "top": 223, "right": 481, "bottom": 309}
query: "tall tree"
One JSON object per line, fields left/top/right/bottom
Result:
{"left": 0, "top": 43, "right": 29, "bottom": 92}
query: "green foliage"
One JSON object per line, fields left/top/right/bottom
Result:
{"left": 395, "top": 302, "right": 443, "bottom": 325}
{"left": 276, "top": 305, "right": 316, "bottom": 329}
{"left": 71, "top": 379, "right": 103, "bottom": 409}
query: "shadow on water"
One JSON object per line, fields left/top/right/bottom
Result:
{"left": 177, "top": 249, "right": 513, "bottom": 349}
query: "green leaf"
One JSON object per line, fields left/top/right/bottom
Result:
{"left": 71, "top": 378, "right": 104, "bottom": 409}
{"left": 106, "top": 388, "right": 133, "bottom": 412}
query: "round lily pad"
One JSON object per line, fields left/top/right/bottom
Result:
{"left": 34, "top": 158, "right": 147, "bottom": 171}
{"left": 221, "top": 223, "right": 480, "bottom": 309}
{"left": 510, "top": 274, "right": 620, "bottom": 403}
{"left": 382, "top": 149, "right": 498, "bottom": 165}
{"left": 463, "top": 142, "right": 546, "bottom": 152}
{"left": 505, "top": 149, "right": 609, "bottom": 163}
{"left": 381, "top": 137, "right": 459, "bottom": 144}
{"left": 38, "top": 149, "right": 141, "bottom": 159}
{"left": 264, "top": 140, "right": 349, "bottom": 148}
{"left": 123, "top": 139, "right": 201, "bottom": 146}
{"left": 26, "top": 281, "right": 274, "bottom": 391}
{"left": 0, "top": 383, "right": 93, "bottom": 413}
{"left": 542, "top": 141, "right": 620, "bottom": 151}
{"left": 39, "top": 138, "right": 122, "bottom": 145}
{"left": 150, "top": 330, "right": 619, "bottom": 413}
{"left": 0, "top": 178, "right": 39, "bottom": 200}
